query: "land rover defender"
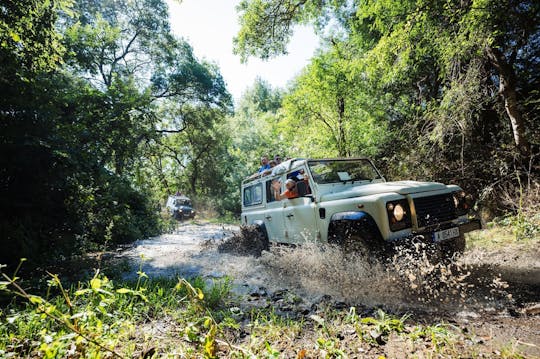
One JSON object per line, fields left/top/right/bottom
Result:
{"left": 241, "top": 158, "right": 481, "bottom": 255}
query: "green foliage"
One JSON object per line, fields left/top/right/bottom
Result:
{"left": 220, "top": 78, "right": 287, "bottom": 214}
{"left": 0, "top": 264, "right": 234, "bottom": 358}
{"left": 283, "top": 45, "right": 388, "bottom": 157}
{"left": 0, "top": 0, "right": 72, "bottom": 77}
{"left": 1, "top": 0, "right": 233, "bottom": 265}
{"left": 346, "top": 307, "right": 408, "bottom": 345}
{"left": 235, "top": 0, "right": 539, "bottom": 219}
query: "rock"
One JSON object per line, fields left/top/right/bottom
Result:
{"left": 271, "top": 289, "right": 288, "bottom": 301}
{"left": 248, "top": 287, "right": 268, "bottom": 299}
{"left": 523, "top": 303, "right": 540, "bottom": 316}
{"left": 309, "top": 314, "right": 325, "bottom": 326}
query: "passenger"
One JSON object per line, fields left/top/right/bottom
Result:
{"left": 272, "top": 176, "right": 310, "bottom": 200}
{"left": 247, "top": 156, "right": 271, "bottom": 180}
{"left": 274, "top": 155, "right": 282, "bottom": 165}
{"left": 258, "top": 156, "right": 270, "bottom": 173}
{"left": 272, "top": 179, "right": 298, "bottom": 200}
{"left": 261, "top": 160, "right": 277, "bottom": 176}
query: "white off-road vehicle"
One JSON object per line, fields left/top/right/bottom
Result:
{"left": 241, "top": 158, "right": 481, "bottom": 255}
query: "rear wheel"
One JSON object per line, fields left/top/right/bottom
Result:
{"left": 251, "top": 225, "right": 270, "bottom": 257}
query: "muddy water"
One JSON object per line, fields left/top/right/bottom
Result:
{"left": 258, "top": 242, "right": 520, "bottom": 312}
{"left": 121, "top": 223, "right": 539, "bottom": 315}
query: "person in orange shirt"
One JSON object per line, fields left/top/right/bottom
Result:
{"left": 272, "top": 178, "right": 311, "bottom": 200}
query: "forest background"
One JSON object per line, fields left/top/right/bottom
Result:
{"left": 1, "top": 0, "right": 538, "bottom": 266}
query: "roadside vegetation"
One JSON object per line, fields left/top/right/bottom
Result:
{"left": 1, "top": 261, "right": 535, "bottom": 358}
{"left": 1, "top": 0, "right": 538, "bottom": 357}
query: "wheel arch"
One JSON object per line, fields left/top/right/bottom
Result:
{"left": 252, "top": 219, "right": 269, "bottom": 240}
{"left": 327, "top": 211, "right": 383, "bottom": 245}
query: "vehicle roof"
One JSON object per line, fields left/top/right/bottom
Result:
{"left": 242, "top": 158, "right": 305, "bottom": 185}
{"left": 168, "top": 195, "right": 191, "bottom": 201}
{"left": 242, "top": 157, "right": 375, "bottom": 185}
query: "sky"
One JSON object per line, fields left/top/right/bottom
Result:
{"left": 166, "top": 0, "right": 319, "bottom": 103}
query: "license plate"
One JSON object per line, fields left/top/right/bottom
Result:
{"left": 433, "top": 227, "right": 459, "bottom": 242}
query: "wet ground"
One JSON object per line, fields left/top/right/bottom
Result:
{"left": 119, "top": 222, "right": 540, "bottom": 356}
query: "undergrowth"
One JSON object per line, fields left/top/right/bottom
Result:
{"left": 0, "top": 260, "right": 533, "bottom": 358}
{"left": 0, "top": 260, "right": 235, "bottom": 358}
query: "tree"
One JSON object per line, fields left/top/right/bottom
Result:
{"left": 221, "top": 79, "right": 286, "bottom": 214}
{"left": 235, "top": 0, "right": 539, "bottom": 160}
{"left": 283, "top": 44, "right": 387, "bottom": 157}
{"left": 0, "top": 0, "right": 77, "bottom": 264}
{"left": 0, "top": 0, "right": 232, "bottom": 265}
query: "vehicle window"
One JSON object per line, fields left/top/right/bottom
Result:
{"left": 243, "top": 188, "right": 252, "bottom": 206}
{"left": 243, "top": 183, "right": 263, "bottom": 206}
{"left": 253, "top": 184, "right": 262, "bottom": 204}
{"left": 308, "top": 159, "right": 382, "bottom": 184}
{"left": 286, "top": 168, "right": 312, "bottom": 196}
{"left": 266, "top": 180, "right": 275, "bottom": 203}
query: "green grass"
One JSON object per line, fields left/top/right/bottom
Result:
{"left": 0, "top": 263, "right": 236, "bottom": 358}
{"left": 1, "top": 271, "right": 533, "bottom": 358}
{"left": 466, "top": 217, "right": 540, "bottom": 250}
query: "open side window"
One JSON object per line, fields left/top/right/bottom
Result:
{"left": 265, "top": 180, "right": 276, "bottom": 203}
{"left": 286, "top": 167, "right": 312, "bottom": 197}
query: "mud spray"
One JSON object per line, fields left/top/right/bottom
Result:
{"left": 254, "top": 240, "right": 514, "bottom": 313}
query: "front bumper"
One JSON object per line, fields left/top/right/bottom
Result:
{"left": 389, "top": 218, "right": 482, "bottom": 244}
{"left": 415, "top": 218, "right": 482, "bottom": 243}
{"left": 457, "top": 219, "right": 482, "bottom": 234}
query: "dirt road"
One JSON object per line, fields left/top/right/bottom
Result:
{"left": 120, "top": 222, "right": 540, "bottom": 357}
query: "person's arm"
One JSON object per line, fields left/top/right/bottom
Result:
{"left": 272, "top": 180, "right": 287, "bottom": 201}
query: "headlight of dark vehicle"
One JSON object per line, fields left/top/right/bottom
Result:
{"left": 386, "top": 199, "right": 412, "bottom": 231}
{"left": 453, "top": 190, "right": 473, "bottom": 216}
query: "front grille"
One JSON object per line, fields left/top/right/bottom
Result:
{"left": 414, "top": 194, "right": 457, "bottom": 228}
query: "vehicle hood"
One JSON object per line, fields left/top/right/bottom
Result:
{"left": 319, "top": 180, "right": 449, "bottom": 201}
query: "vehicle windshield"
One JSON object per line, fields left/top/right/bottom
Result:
{"left": 308, "top": 159, "right": 382, "bottom": 184}
{"left": 174, "top": 199, "right": 191, "bottom": 206}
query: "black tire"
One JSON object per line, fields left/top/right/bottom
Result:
{"left": 328, "top": 220, "right": 386, "bottom": 260}
{"left": 254, "top": 226, "right": 270, "bottom": 255}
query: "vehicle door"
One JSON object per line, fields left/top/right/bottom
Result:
{"left": 282, "top": 168, "right": 320, "bottom": 243}
{"left": 263, "top": 178, "right": 286, "bottom": 242}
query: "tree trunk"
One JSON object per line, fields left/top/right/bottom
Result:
{"left": 337, "top": 96, "right": 347, "bottom": 157}
{"left": 486, "top": 46, "right": 530, "bottom": 157}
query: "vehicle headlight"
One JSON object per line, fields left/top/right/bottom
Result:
{"left": 453, "top": 190, "right": 473, "bottom": 216}
{"left": 393, "top": 204, "right": 405, "bottom": 221}
{"left": 386, "top": 199, "right": 411, "bottom": 232}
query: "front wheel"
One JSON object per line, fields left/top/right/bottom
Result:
{"left": 328, "top": 221, "right": 386, "bottom": 260}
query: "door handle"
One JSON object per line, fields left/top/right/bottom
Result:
{"left": 265, "top": 215, "right": 272, "bottom": 220}
{"left": 286, "top": 213, "right": 294, "bottom": 218}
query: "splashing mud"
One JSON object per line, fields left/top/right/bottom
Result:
{"left": 256, "top": 240, "right": 517, "bottom": 313}
{"left": 121, "top": 223, "right": 538, "bottom": 315}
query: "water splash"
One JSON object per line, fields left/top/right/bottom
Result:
{"left": 256, "top": 241, "right": 513, "bottom": 312}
